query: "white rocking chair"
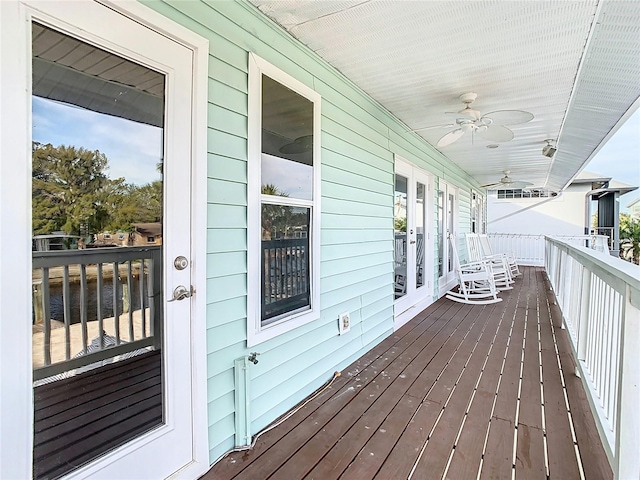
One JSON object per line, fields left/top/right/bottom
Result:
{"left": 446, "top": 236, "right": 502, "bottom": 305}
{"left": 479, "top": 234, "right": 521, "bottom": 277}
{"left": 465, "top": 233, "right": 513, "bottom": 291}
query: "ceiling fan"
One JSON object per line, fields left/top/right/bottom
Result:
{"left": 481, "top": 170, "right": 534, "bottom": 189}
{"left": 417, "top": 93, "right": 534, "bottom": 147}
{"left": 279, "top": 135, "right": 312, "bottom": 154}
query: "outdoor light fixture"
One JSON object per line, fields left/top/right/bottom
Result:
{"left": 542, "top": 139, "right": 557, "bottom": 158}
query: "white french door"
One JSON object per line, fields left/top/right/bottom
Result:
{"left": 394, "top": 157, "right": 434, "bottom": 329}
{"left": 438, "top": 180, "right": 458, "bottom": 295}
{"left": 1, "top": 1, "right": 206, "bottom": 478}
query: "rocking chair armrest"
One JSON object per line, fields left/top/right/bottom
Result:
{"left": 459, "top": 259, "right": 491, "bottom": 270}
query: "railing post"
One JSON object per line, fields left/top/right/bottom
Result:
{"left": 577, "top": 267, "right": 591, "bottom": 362}
{"left": 615, "top": 285, "right": 640, "bottom": 480}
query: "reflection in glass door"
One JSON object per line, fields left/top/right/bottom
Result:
{"left": 394, "top": 174, "right": 408, "bottom": 299}
{"left": 394, "top": 159, "right": 432, "bottom": 317}
{"left": 31, "top": 23, "right": 167, "bottom": 479}
{"left": 438, "top": 181, "right": 457, "bottom": 293}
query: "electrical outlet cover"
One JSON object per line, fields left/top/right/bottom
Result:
{"left": 338, "top": 312, "right": 350, "bottom": 335}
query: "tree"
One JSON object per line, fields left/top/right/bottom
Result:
{"left": 32, "top": 143, "right": 110, "bottom": 235}
{"left": 619, "top": 213, "right": 640, "bottom": 265}
{"left": 104, "top": 180, "right": 163, "bottom": 232}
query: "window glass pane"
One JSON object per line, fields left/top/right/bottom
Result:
{"left": 261, "top": 75, "right": 313, "bottom": 200}
{"left": 394, "top": 175, "right": 408, "bottom": 299}
{"left": 416, "top": 182, "right": 425, "bottom": 289}
{"left": 437, "top": 190, "right": 444, "bottom": 277}
{"left": 261, "top": 205, "right": 310, "bottom": 324}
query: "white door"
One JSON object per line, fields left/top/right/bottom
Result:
{"left": 394, "top": 158, "right": 434, "bottom": 328}
{"left": 4, "top": 2, "right": 198, "bottom": 478}
{"left": 438, "top": 181, "right": 458, "bottom": 295}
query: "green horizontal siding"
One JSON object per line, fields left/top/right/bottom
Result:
{"left": 143, "top": 0, "right": 482, "bottom": 466}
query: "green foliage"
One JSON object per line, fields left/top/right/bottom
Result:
{"left": 394, "top": 216, "right": 407, "bottom": 232}
{"left": 32, "top": 143, "right": 110, "bottom": 235}
{"left": 619, "top": 213, "right": 640, "bottom": 264}
{"left": 32, "top": 142, "right": 162, "bottom": 236}
{"left": 261, "top": 184, "right": 308, "bottom": 240}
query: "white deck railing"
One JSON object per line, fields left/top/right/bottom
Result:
{"left": 545, "top": 236, "right": 640, "bottom": 480}
{"left": 487, "top": 233, "right": 609, "bottom": 266}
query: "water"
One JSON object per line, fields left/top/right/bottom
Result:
{"left": 40, "top": 276, "right": 151, "bottom": 325}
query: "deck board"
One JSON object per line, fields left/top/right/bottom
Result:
{"left": 201, "top": 267, "right": 612, "bottom": 480}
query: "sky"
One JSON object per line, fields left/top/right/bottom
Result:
{"left": 32, "top": 96, "right": 163, "bottom": 186}
{"left": 584, "top": 109, "right": 640, "bottom": 213}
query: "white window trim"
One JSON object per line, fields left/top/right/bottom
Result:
{"left": 247, "top": 53, "right": 321, "bottom": 347}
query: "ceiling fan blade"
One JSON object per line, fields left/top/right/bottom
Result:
{"left": 480, "top": 182, "right": 502, "bottom": 189}
{"left": 477, "top": 124, "right": 514, "bottom": 143}
{"left": 483, "top": 109, "right": 534, "bottom": 125}
{"left": 411, "top": 123, "right": 456, "bottom": 132}
{"left": 437, "top": 128, "right": 465, "bottom": 147}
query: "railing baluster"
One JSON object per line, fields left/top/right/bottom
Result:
{"left": 62, "top": 265, "right": 71, "bottom": 360}
{"left": 42, "top": 268, "right": 51, "bottom": 366}
{"left": 148, "top": 258, "right": 155, "bottom": 340}
{"left": 113, "top": 261, "right": 120, "bottom": 345}
{"left": 152, "top": 248, "right": 162, "bottom": 351}
{"left": 140, "top": 259, "right": 146, "bottom": 338}
{"left": 80, "top": 264, "right": 88, "bottom": 355}
{"left": 127, "top": 261, "right": 134, "bottom": 342}
{"left": 97, "top": 263, "right": 104, "bottom": 349}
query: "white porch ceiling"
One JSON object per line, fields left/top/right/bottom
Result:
{"left": 249, "top": 0, "right": 640, "bottom": 191}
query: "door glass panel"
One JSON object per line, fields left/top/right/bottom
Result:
{"left": 437, "top": 190, "right": 444, "bottom": 277}
{"left": 448, "top": 193, "right": 455, "bottom": 272}
{"left": 31, "top": 23, "right": 165, "bottom": 479}
{"left": 394, "top": 174, "right": 408, "bottom": 299}
{"left": 416, "top": 182, "right": 425, "bottom": 289}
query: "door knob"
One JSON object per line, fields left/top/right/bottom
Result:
{"left": 174, "top": 256, "right": 189, "bottom": 270}
{"left": 168, "top": 285, "right": 192, "bottom": 302}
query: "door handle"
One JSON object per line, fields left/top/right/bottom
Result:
{"left": 410, "top": 240, "right": 416, "bottom": 244}
{"left": 167, "top": 285, "right": 193, "bottom": 302}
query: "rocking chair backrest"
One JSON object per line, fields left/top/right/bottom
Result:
{"left": 465, "top": 233, "right": 484, "bottom": 263}
{"left": 478, "top": 234, "right": 494, "bottom": 257}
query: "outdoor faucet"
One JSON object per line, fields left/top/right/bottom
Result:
{"left": 248, "top": 352, "right": 260, "bottom": 365}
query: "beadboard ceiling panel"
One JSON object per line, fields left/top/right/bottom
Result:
{"left": 250, "top": 0, "right": 640, "bottom": 191}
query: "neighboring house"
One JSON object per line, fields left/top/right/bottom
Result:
{"left": 94, "top": 231, "right": 130, "bottom": 246}
{"left": 131, "top": 222, "right": 162, "bottom": 246}
{"left": 487, "top": 170, "right": 638, "bottom": 254}
{"left": 1, "top": 2, "right": 639, "bottom": 480}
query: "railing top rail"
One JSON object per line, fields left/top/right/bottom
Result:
{"left": 545, "top": 236, "right": 640, "bottom": 297}
{"left": 33, "top": 245, "right": 161, "bottom": 268}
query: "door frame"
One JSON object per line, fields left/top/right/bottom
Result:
{"left": 438, "top": 180, "right": 459, "bottom": 296}
{"left": 393, "top": 156, "right": 435, "bottom": 330}
{"left": 0, "top": 1, "right": 209, "bottom": 478}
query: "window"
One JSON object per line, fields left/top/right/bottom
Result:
{"left": 471, "top": 190, "right": 485, "bottom": 233}
{"left": 247, "top": 54, "right": 321, "bottom": 346}
{"left": 496, "top": 188, "right": 557, "bottom": 199}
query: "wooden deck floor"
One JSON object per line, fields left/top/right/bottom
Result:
{"left": 203, "top": 267, "right": 612, "bottom": 480}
